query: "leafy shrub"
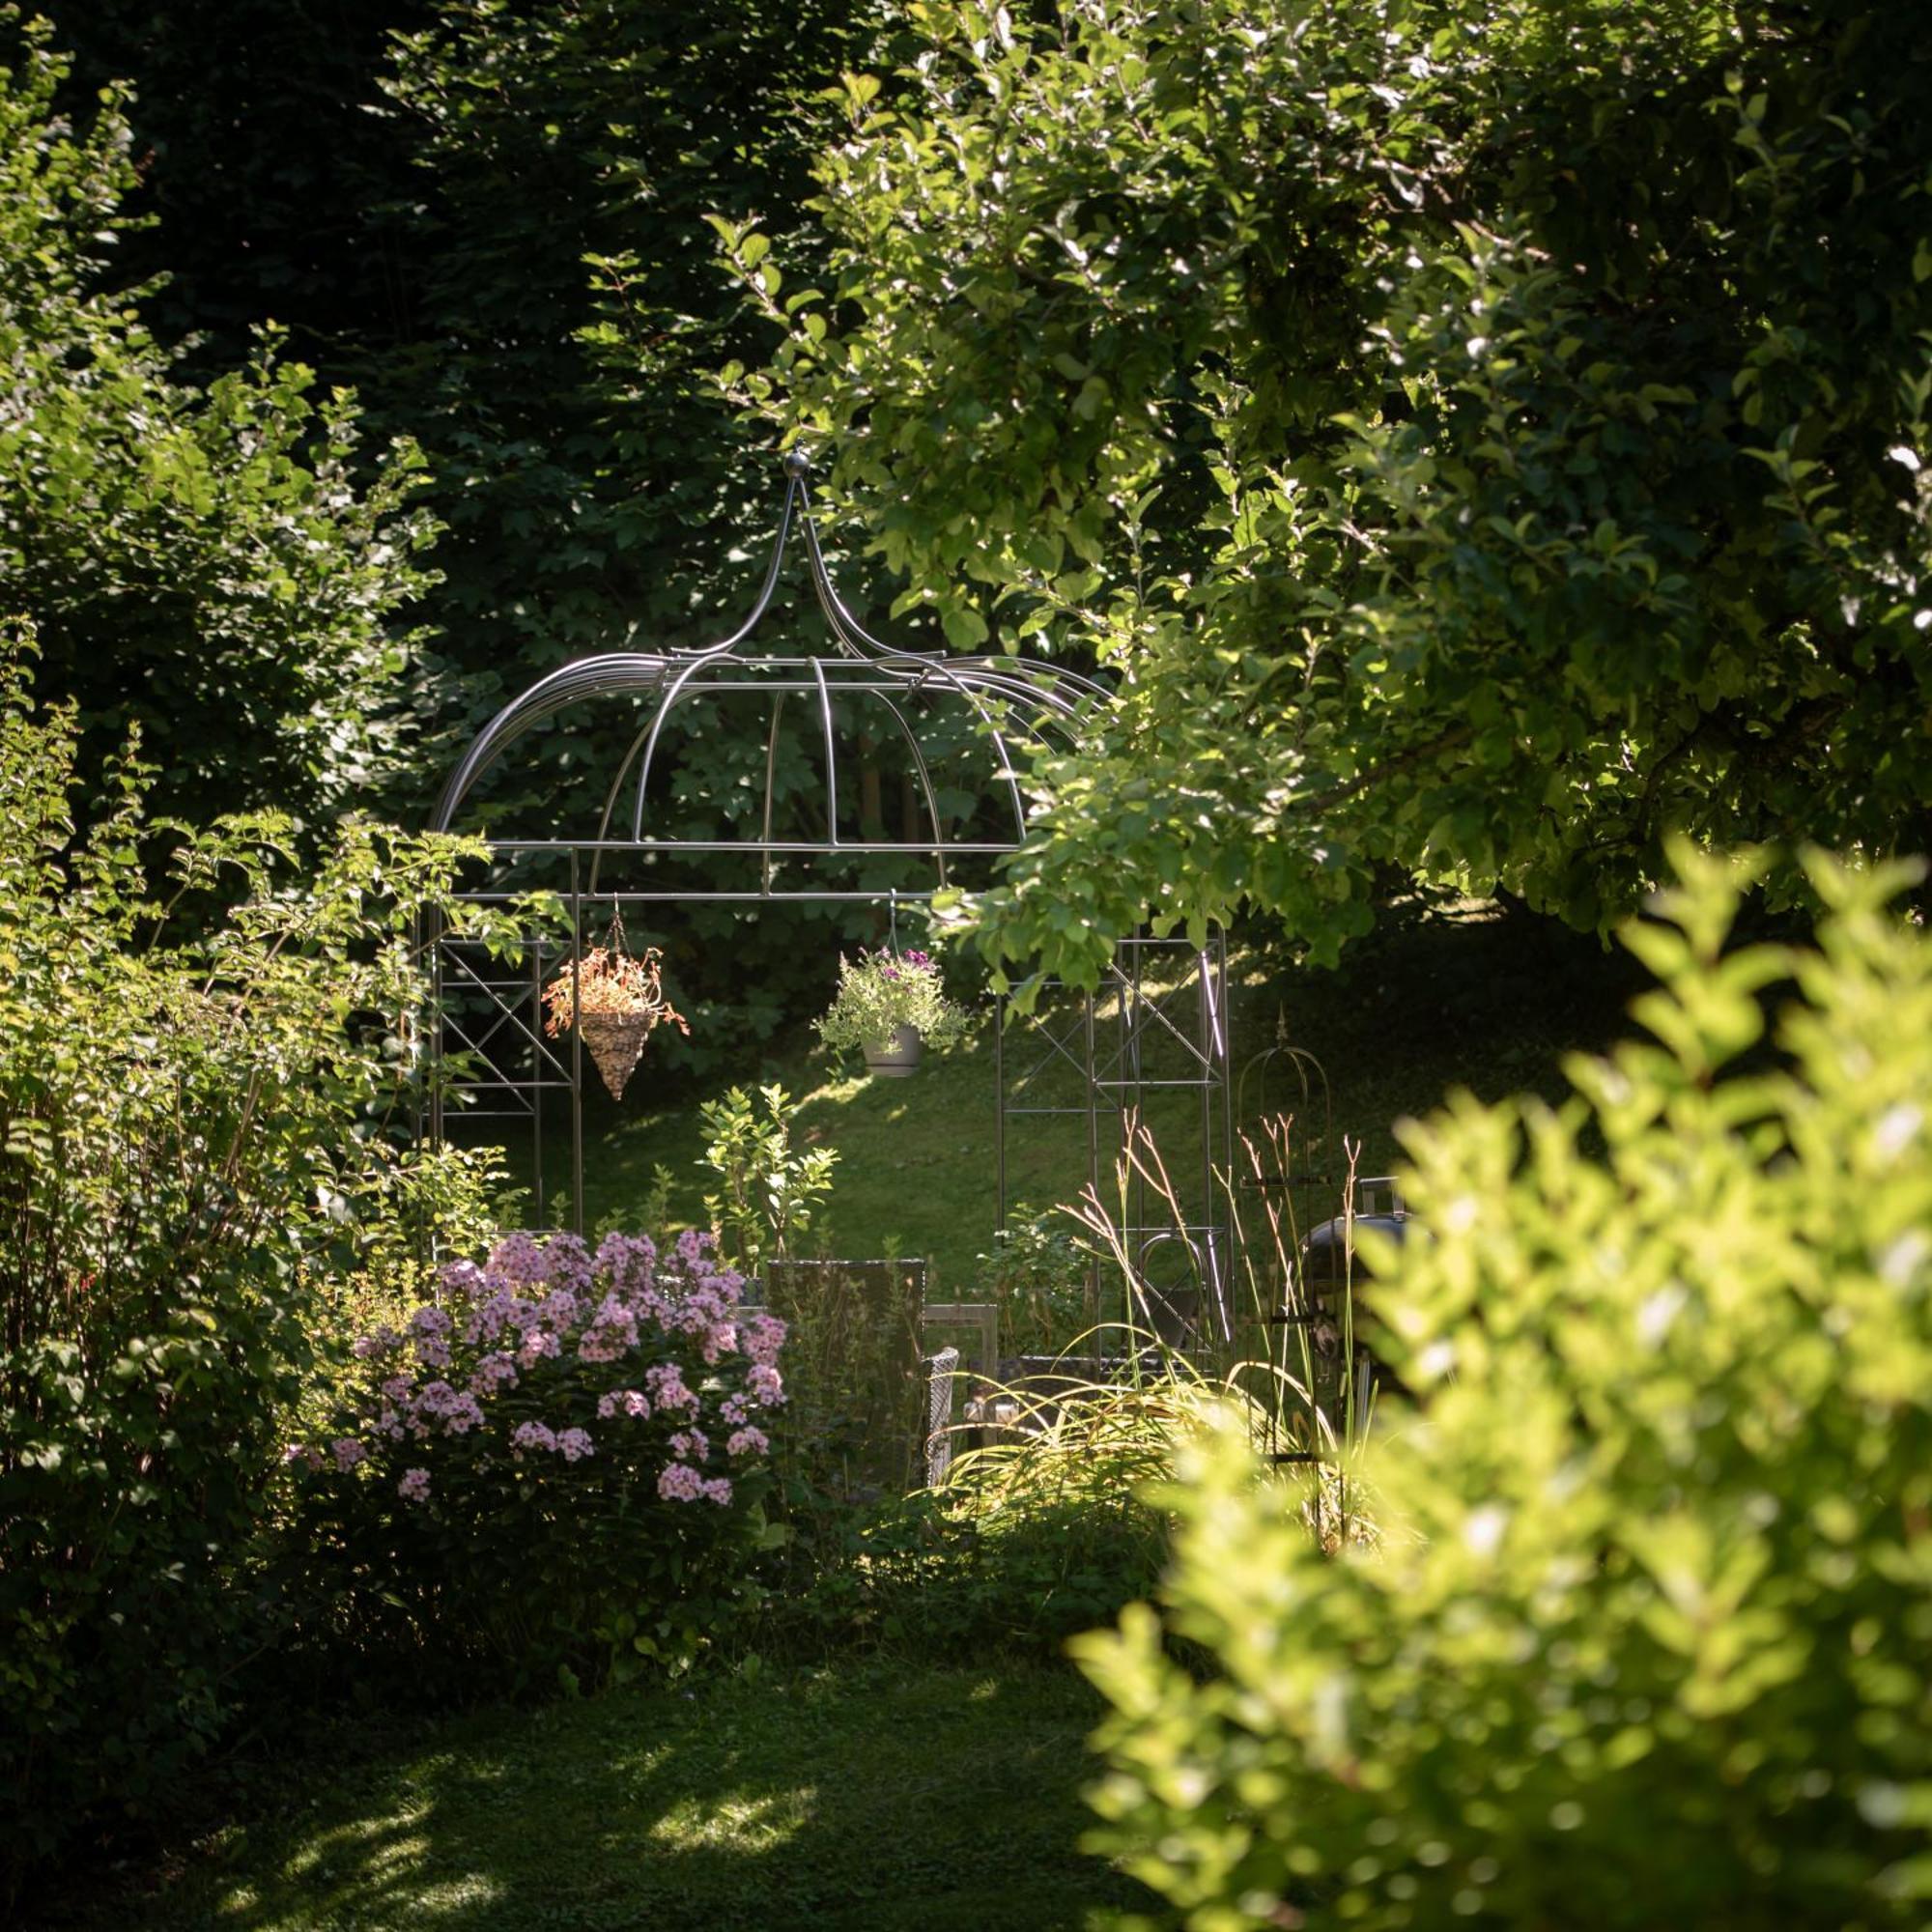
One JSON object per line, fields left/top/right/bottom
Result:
{"left": 286, "top": 1228, "right": 788, "bottom": 1689}
{"left": 766, "top": 1482, "right": 1172, "bottom": 1663}
{"left": 1074, "top": 849, "right": 1932, "bottom": 1930}
{"left": 762, "top": 1259, "right": 926, "bottom": 1507}
{"left": 975, "top": 1202, "right": 1093, "bottom": 1356}
{"left": 0, "top": 19, "right": 438, "bottom": 834}
{"left": 0, "top": 652, "right": 506, "bottom": 1899}
{"left": 698, "top": 1082, "right": 838, "bottom": 1274}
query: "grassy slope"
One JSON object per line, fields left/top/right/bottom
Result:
{"left": 491, "top": 902, "right": 1645, "bottom": 1288}
{"left": 55, "top": 1661, "right": 1151, "bottom": 1932}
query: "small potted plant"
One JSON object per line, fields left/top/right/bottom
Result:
{"left": 544, "top": 915, "right": 690, "bottom": 1100}
{"left": 815, "top": 948, "right": 970, "bottom": 1076}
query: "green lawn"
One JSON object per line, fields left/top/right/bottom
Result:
{"left": 58, "top": 1660, "right": 1151, "bottom": 1932}
{"left": 474, "top": 900, "right": 1645, "bottom": 1289}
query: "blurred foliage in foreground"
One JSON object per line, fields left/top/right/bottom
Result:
{"left": 1076, "top": 847, "right": 1932, "bottom": 1930}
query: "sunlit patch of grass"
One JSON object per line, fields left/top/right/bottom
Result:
{"left": 76, "top": 1661, "right": 1151, "bottom": 1932}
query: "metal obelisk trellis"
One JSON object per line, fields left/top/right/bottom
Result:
{"left": 422, "top": 453, "right": 1236, "bottom": 1336}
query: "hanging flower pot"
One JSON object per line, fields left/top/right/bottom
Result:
{"left": 864, "top": 1023, "right": 923, "bottom": 1078}
{"left": 543, "top": 915, "right": 689, "bottom": 1101}
{"left": 816, "top": 948, "right": 969, "bottom": 1078}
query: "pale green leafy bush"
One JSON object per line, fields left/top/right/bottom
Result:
{"left": 975, "top": 1201, "right": 1092, "bottom": 1356}
{"left": 1075, "top": 850, "right": 1932, "bottom": 1930}
{"left": 698, "top": 1081, "right": 838, "bottom": 1275}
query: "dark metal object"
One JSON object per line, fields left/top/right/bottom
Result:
{"left": 421, "top": 454, "right": 1236, "bottom": 1331}
{"left": 995, "top": 932, "right": 1236, "bottom": 1340}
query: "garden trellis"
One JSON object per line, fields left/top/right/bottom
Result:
{"left": 422, "top": 453, "right": 1236, "bottom": 1335}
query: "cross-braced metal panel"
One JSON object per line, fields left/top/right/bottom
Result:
{"left": 996, "top": 932, "right": 1235, "bottom": 1342}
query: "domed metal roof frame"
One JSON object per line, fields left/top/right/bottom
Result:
{"left": 423, "top": 454, "right": 1234, "bottom": 1338}
{"left": 429, "top": 448, "right": 1110, "bottom": 895}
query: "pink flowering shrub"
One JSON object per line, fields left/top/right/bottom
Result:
{"left": 287, "top": 1228, "right": 785, "bottom": 1682}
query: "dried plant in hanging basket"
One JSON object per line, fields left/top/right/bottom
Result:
{"left": 543, "top": 931, "right": 689, "bottom": 1101}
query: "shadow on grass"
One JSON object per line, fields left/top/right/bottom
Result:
{"left": 63, "top": 1661, "right": 1150, "bottom": 1932}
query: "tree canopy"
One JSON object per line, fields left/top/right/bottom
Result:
{"left": 8, "top": 0, "right": 1929, "bottom": 985}
{"left": 0, "top": 15, "right": 438, "bottom": 832}
{"left": 720, "top": 0, "right": 1932, "bottom": 978}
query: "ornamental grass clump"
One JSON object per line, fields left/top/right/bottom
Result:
{"left": 289, "top": 1227, "right": 785, "bottom": 1684}
{"left": 816, "top": 948, "right": 970, "bottom": 1059}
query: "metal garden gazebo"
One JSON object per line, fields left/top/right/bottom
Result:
{"left": 423, "top": 454, "right": 1236, "bottom": 1335}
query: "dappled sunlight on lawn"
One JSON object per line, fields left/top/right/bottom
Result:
{"left": 93, "top": 1662, "right": 1147, "bottom": 1932}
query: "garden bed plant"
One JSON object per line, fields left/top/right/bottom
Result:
{"left": 287, "top": 1227, "right": 787, "bottom": 1686}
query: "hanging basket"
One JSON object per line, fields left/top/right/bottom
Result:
{"left": 578, "top": 1009, "right": 657, "bottom": 1101}
{"left": 543, "top": 912, "right": 689, "bottom": 1103}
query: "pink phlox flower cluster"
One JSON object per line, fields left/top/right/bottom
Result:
{"left": 409, "top": 1310, "right": 453, "bottom": 1373}
{"left": 284, "top": 1443, "right": 325, "bottom": 1472}
{"left": 577, "top": 1293, "right": 639, "bottom": 1364}
{"left": 537, "top": 1287, "right": 581, "bottom": 1330}
{"left": 543, "top": 1233, "right": 595, "bottom": 1293}
{"left": 657, "top": 1461, "right": 702, "bottom": 1501}
{"left": 740, "top": 1311, "right": 786, "bottom": 1367}
{"left": 656, "top": 1462, "right": 732, "bottom": 1503}
{"left": 340, "top": 1227, "right": 778, "bottom": 1510}
{"left": 645, "top": 1362, "right": 700, "bottom": 1415}
{"left": 487, "top": 1231, "right": 550, "bottom": 1285}
{"left": 469, "top": 1350, "right": 519, "bottom": 1399}
{"left": 461, "top": 1286, "right": 520, "bottom": 1346}
{"left": 594, "top": 1231, "right": 657, "bottom": 1300}
{"left": 413, "top": 1379, "right": 486, "bottom": 1436}
{"left": 439, "top": 1258, "right": 486, "bottom": 1299}
{"left": 517, "top": 1327, "right": 562, "bottom": 1369}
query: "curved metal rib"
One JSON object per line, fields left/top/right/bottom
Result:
{"left": 795, "top": 479, "right": 943, "bottom": 662}
{"left": 760, "top": 691, "right": 786, "bottom": 895}
{"left": 868, "top": 688, "right": 951, "bottom": 890}
{"left": 666, "top": 469, "right": 804, "bottom": 661}
{"left": 629, "top": 653, "right": 717, "bottom": 841}
{"left": 432, "top": 653, "right": 670, "bottom": 832}
{"left": 809, "top": 655, "right": 839, "bottom": 842}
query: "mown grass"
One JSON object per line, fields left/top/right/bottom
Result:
{"left": 49, "top": 1660, "right": 1150, "bottom": 1932}
{"left": 478, "top": 899, "right": 1645, "bottom": 1287}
